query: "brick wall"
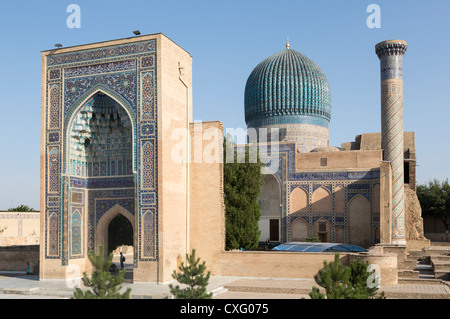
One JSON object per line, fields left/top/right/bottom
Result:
{"left": 0, "top": 245, "right": 39, "bottom": 273}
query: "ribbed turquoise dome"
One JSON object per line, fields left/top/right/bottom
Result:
{"left": 244, "top": 48, "right": 331, "bottom": 129}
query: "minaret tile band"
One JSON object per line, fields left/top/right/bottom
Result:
{"left": 376, "top": 40, "right": 408, "bottom": 245}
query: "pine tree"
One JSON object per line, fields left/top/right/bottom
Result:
{"left": 169, "top": 249, "right": 212, "bottom": 299}
{"left": 310, "top": 253, "right": 352, "bottom": 299}
{"left": 73, "top": 245, "right": 131, "bottom": 299}
{"left": 309, "top": 253, "right": 385, "bottom": 299}
{"left": 348, "top": 257, "right": 385, "bottom": 299}
{"left": 223, "top": 135, "right": 264, "bottom": 250}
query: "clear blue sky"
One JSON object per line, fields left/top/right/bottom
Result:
{"left": 0, "top": 0, "right": 449, "bottom": 210}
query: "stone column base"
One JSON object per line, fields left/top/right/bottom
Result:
{"left": 374, "top": 243, "right": 407, "bottom": 269}
{"left": 350, "top": 252, "right": 398, "bottom": 286}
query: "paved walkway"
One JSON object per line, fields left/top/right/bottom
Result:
{"left": 1, "top": 254, "right": 449, "bottom": 299}
{"left": 0, "top": 272, "right": 242, "bottom": 299}
{"left": 1, "top": 271, "right": 449, "bottom": 299}
{"left": 217, "top": 277, "right": 450, "bottom": 299}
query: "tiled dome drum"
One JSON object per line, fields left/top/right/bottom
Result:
{"left": 244, "top": 46, "right": 331, "bottom": 152}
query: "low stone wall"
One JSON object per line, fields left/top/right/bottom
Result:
{"left": 112, "top": 245, "right": 133, "bottom": 255}
{"left": 0, "top": 245, "right": 39, "bottom": 273}
{"left": 0, "top": 236, "right": 39, "bottom": 246}
{"left": 213, "top": 251, "right": 347, "bottom": 280}
{"left": 425, "top": 233, "right": 450, "bottom": 242}
{"left": 212, "top": 250, "right": 398, "bottom": 286}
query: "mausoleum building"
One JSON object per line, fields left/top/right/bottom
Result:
{"left": 40, "top": 34, "right": 428, "bottom": 284}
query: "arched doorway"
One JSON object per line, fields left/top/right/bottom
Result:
{"left": 108, "top": 214, "right": 133, "bottom": 255}
{"left": 96, "top": 204, "right": 134, "bottom": 281}
{"left": 96, "top": 204, "right": 135, "bottom": 257}
{"left": 258, "top": 174, "right": 281, "bottom": 242}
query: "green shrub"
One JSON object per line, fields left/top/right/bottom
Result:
{"left": 309, "top": 253, "right": 385, "bottom": 299}
{"left": 73, "top": 245, "right": 131, "bottom": 299}
{"left": 169, "top": 249, "right": 212, "bottom": 299}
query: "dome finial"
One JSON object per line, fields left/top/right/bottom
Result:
{"left": 286, "top": 38, "right": 290, "bottom": 50}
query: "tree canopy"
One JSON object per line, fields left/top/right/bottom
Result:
{"left": 417, "top": 179, "right": 450, "bottom": 231}
{"left": 8, "top": 205, "right": 36, "bottom": 212}
{"left": 223, "top": 135, "right": 264, "bottom": 250}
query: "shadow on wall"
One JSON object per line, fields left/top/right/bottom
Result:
{"left": 286, "top": 177, "right": 380, "bottom": 249}
{"left": 0, "top": 245, "right": 39, "bottom": 273}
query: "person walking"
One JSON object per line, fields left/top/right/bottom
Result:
{"left": 119, "top": 252, "right": 125, "bottom": 270}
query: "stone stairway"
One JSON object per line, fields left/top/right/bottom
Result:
{"left": 398, "top": 243, "right": 450, "bottom": 284}
{"left": 430, "top": 255, "right": 450, "bottom": 280}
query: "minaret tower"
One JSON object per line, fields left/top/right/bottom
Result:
{"left": 375, "top": 40, "right": 408, "bottom": 245}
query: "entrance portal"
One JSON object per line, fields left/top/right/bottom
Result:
{"left": 41, "top": 34, "right": 195, "bottom": 282}
{"left": 108, "top": 214, "right": 133, "bottom": 255}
